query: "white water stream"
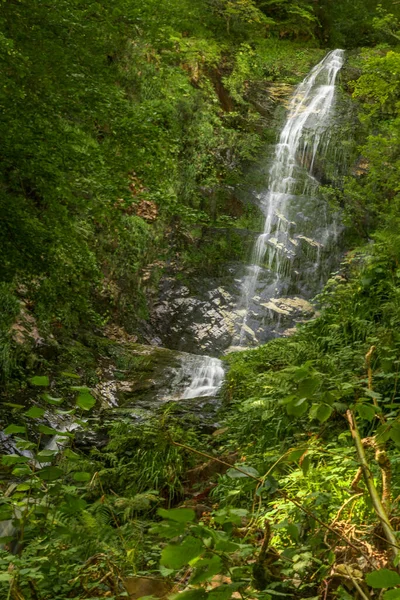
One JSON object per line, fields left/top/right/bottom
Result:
{"left": 236, "top": 49, "right": 344, "bottom": 345}
{"left": 178, "top": 49, "right": 344, "bottom": 398}
{"left": 180, "top": 356, "right": 225, "bottom": 399}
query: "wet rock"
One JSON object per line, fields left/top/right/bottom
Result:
{"left": 260, "top": 296, "right": 315, "bottom": 319}
{"left": 152, "top": 278, "right": 240, "bottom": 355}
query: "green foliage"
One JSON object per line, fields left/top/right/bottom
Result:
{"left": 153, "top": 507, "right": 259, "bottom": 599}
{"left": 318, "top": 0, "right": 399, "bottom": 48}
{"left": 89, "top": 418, "right": 199, "bottom": 499}
{"left": 366, "top": 569, "right": 400, "bottom": 588}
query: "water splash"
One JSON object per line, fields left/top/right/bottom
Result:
{"left": 180, "top": 356, "right": 225, "bottom": 399}
{"left": 235, "top": 49, "right": 345, "bottom": 346}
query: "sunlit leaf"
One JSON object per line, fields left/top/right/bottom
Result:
{"left": 37, "top": 466, "right": 63, "bottom": 481}
{"left": 76, "top": 393, "right": 96, "bottom": 411}
{"left": 366, "top": 569, "right": 400, "bottom": 588}
{"left": 356, "top": 403, "right": 376, "bottom": 422}
{"left": 160, "top": 536, "right": 203, "bottom": 569}
{"left": 190, "top": 555, "right": 222, "bottom": 584}
{"left": 2, "top": 454, "right": 30, "bottom": 466}
{"left": 170, "top": 590, "right": 207, "bottom": 600}
{"left": 72, "top": 471, "right": 91, "bottom": 482}
{"left": 30, "top": 376, "right": 49, "bottom": 386}
{"left": 61, "top": 372, "right": 80, "bottom": 379}
{"left": 24, "top": 406, "right": 45, "bottom": 419}
{"left": 208, "top": 584, "right": 243, "bottom": 600}
{"left": 384, "top": 590, "right": 400, "bottom": 599}
{"left": 38, "top": 425, "right": 59, "bottom": 435}
{"left": 316, "top": 404, "right": 333, "bottom": 422}
{"left": 226, "top": 465, "right": 259, "bottom": 479}
{"left": 158, "top": 508, "right": 195, "bottom": 523}
{"left": 43, "top": 394, "right": 63, "bottom": 406}
{"left": 4, "top": 424, "right": 26, "bottom": 435}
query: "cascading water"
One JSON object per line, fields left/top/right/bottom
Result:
{"left": 180, "top": 356, "right": 225, "bottom": 399}
{"left": 174, "top": 49, "right": 344, "bottom": 399}
{"left": 234, "top": 49, "right": 345, "bottom": 347}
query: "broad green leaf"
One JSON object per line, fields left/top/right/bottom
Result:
{"left": 226, "top": 465, "right": 259, "bottom": 479}
{"left": 72, "top": 471, "right": 91, "bottom": 482}
{"left": 376, "top": 424, "right": 392, "bottom": 444}
{"left": 24, "top": 406, "right": 45, "bottom": 419}
{"left": 71, "top": 386, "right": 91, "bottom": 392}
{"left": 292, "top": 365, "right": 311, "bottom": 381}
{"left": 366, "top": 569, "right": 400, "bottom": 588}
{"left": 231, "top": 565, "right": 252, "bottom": 581}
{"left": 215, "top": 539, "right": 240, "bottom": 552}
{"left": 14, "top": 438, "right": 36, "bottom": 451}
{"left": 160, "top": 536, "right": 203, "bottom": 569}
{"left": 281, "top": 394, "right": 296, "bottom": 405}
{"left": 170, "top": 590, "right": 207, "bottom": 600}
{"left": 150, "top": 520, "right": 186, "bottom": 539}
{"left": 214, "top": 508, "right": 248, "bottom": 526}
{"left": 12, "top": 466, "right": 32, "bottom": 477}
{"left": 286, "top": 523, "right": 300, "bottom": 541}
{"left": 0, "top": 573, "right": 11, "bottom": 582}
{"left": 43, "top": 394, "right": 63, "bottom": 406}
{"left": 316, "top": 404, "right": 333, "bottom": 422}
{"left": 390, "top": 424, "right": 400, "bottom": 446}
{"left": 356, "top": 403, "right": 376, "bottom": 422}
{"left": 60, "top": 495, "right": 87, "bottom": 515}
{"left": 333, "top": 402, "right": 348, "bottom": 413}
{"left": 37, "top": 466, "right": 63, "bottom": 481}
{"left": 287, "top": 398, "right": 308, "bottom": 417}
{"left": 64, "top": 448, "right": 80, "bottom": 460}
{"left": 158, "top": 508, "right": 195, "bottom": 523}
{"left": 190, "top": 555, "right": 222, "bottom": 584}
{"left": 364, "top": 389, "right": 382, "bottom": 400}
{"left": 257, "top": 475, "right": 278, "bottom": 496}
{"left": 208, "top": 584, "right": 243, "bottom": 600}
{"left": 384, "top": 590, "right": 400, "bottom": 599}
{"left": 159, "top": 566, "right": 174, "bottom": 577}
{"left": 61, "top": 372, "right": 80, "bottom": 379}
{"left": 286, "top": 449, "right": 306, "bottom": 463}
{"left": 30, "top": 376, "right": 49, "bottom": 386}
{"left": 36, "top": 449, "right": 58, "bottom": 461}
{"left": 15, "top": 483, "right": 32, "bottom": 492}
{"left": 3, "top": 403, "right": 24, "bottom": 409}
{"left": 2, "top": 454, "right": 30, "bottom": 466}
{"left": 297, "top": 376, "right": 320, "bottom": 397}
{"left": 76, "top": 393, "right": 96, "bottom": 411}
{"left": 38, "top": 425, "right": 59, "bottom": 435}
{"left": 0, "top": 505, "right": 13, "bottom": 521}
{"left": 4, "top": 424, "right": 26, "bottom": 435}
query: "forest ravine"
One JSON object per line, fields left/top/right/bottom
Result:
{"left": 2, "top": 1, "right": 400, "bottom": 599}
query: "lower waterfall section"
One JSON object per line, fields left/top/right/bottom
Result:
{"left": 179, "top": 356, "right": 225, "bottom": 399}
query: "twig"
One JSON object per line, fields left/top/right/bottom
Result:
{"left": 332, "top": 494, "right": 363, "bottom": 525}
{"left": 323, "top": 578, "right": 329, "bottom": 600}
{"left": 171, "top": 440, "right": 373, "bottom": 564}
{"left": 343, "top": 566, "right": 371, "bottom": 600}
{"left": 372, "top": 531, "right": 400, "bottom": 551}
{"left": 346, "top": 411, "right": 399, "bottom": 562}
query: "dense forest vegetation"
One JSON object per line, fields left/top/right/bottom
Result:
{"left": 2, "top": 0, "right": 400, "bottom": 598}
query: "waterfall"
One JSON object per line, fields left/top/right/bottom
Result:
{"left": 177, "top": 49, "right": 344, "bottom": 399}
{"left": 180, "top": 356, "right": 225, "bottom": 399}
{"left": 235, "top": 49, "right": 345, "bottom": 346}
